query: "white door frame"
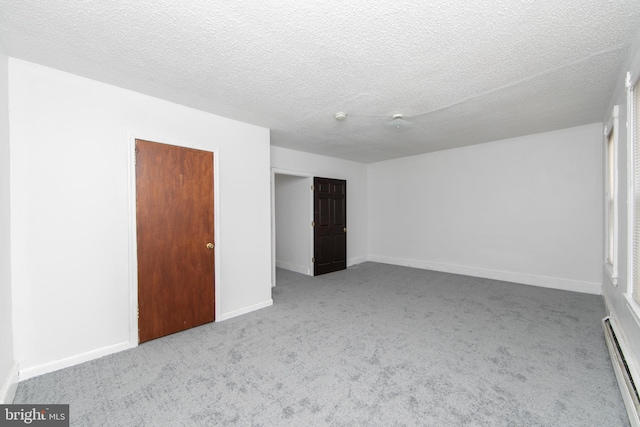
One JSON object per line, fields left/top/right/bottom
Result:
{"left": 271, "top": 168, "right": 314, "bottom": 287}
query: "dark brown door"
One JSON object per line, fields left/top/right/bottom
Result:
{"left": 313, "top": 177, "right": 347, "bottom": 276}
{"left": 136, "top": 139, "right": 215, "bottom": 343}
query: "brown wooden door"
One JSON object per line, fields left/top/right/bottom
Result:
{"left": 313, "top": 177, "right": 347, "bottom": 276}
{"left": 136, "top": 139, "right": 215, "bottom": 343}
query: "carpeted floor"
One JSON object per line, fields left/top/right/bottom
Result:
{"left": 14, "top": 263, "right": 630, "bottom": 426}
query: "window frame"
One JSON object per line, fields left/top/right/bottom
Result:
{"left": 627, "top": 67, "right": 640, "bottom": 311}
{"left": 605, "top": 104, "right": 620, "bottom": 286}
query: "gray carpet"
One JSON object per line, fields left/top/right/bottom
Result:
{"left": 14, "top": 262, "right": 629, "bottom": 426}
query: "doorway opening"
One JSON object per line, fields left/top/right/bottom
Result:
{"left": 271, "top": 171, "right": 314, "bottom": 287}
{"left": 270, "top": 170, "right": 349, "bottom": 285}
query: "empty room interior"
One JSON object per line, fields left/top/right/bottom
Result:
{"left": 2, "top": 1, "right": 640, "bottom": 425}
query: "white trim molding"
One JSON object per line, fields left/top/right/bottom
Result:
{"left": 126, "top": 133, "right": 139, "bottom": 349}
{"left": 625, "top": 293, "right": 640, "bottom": 335}
{"left": 368, "top": 255, "right": 602, "bottom": 294}
{"left": 627, "top": 71, "right": 640, "bottom": 317}
{"left": 270, "top": 168, "right": 314, "bottom": 286}
{"left": 276, "top": 260, "right": 311, "bottom": 276}
{"left": 348, "top": 256, "right": 368, "bottom": 267}
{"left": 19, "top": 341, "right": 131, "bottom": 381}
{"left": 216, "top": 299, "right": 273, "bottom": 322}
{"left": 605, "top": 105, "right": 620, "bottom": 286}
{"left": 0, "top": 362, "right": 19, "bottom": 404}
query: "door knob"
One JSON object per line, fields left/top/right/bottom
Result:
{"left": 206, "top": 243, "right": 214, "bottom": 249}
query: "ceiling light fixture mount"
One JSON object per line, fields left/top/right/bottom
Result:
{"left": 386, "top": 113, "right": 414, "bottom": 129}
{"left": 333, "top": 111, "right": 416, "bottom": 128}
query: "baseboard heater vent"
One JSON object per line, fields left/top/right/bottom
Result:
{"left": 603, "top": 316, "right": 640, "bottom": 427}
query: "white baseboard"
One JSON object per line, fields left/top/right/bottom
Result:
{"left": 276, "top": 257, "right": 367, "bottom": 275}
{"left": 216, "top": 299, "right": 273, "bottom": 322}
{"left": 19, "top": 341, "right": 132, "bottom": 381}
{"left": 276, "top": 260, "right": 310, "bottom": 276}
{"left": 348, "top": 256, "right": 368, "bottom": 267}
{"left": 368, "top": 255, "right": 602, "bottom": 294}
{"left": 0, "top": 362, "right": 19, "bottom": 403}
{"left": 17, "top": 299, "right": 275, "bottom": 380}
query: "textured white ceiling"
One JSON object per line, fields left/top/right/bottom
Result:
{"left": 1, "top": 1, "right": 639, "bottom": 163}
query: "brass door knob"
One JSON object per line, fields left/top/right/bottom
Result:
{"left": 206, "top": 243, "right": 214, "bottom": 249}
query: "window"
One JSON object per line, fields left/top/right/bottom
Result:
{"left": 605, "top": 105, "right": 619, "bottom": 285}
{"left": 629, "top": 70, "right": 640, "bottom": 305}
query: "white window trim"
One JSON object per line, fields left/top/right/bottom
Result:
{"left": 606, "top": 104, "right": 619, "bottom": 286}
{"left": 626, "top": 68, "right": 640, "bottom": 315}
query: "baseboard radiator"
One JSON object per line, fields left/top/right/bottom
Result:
{"left": 603, "top": 316, "right": 640, "bottom": 427}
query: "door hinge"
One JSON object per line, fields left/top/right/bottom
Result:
{"left": 312, "top": 257, "right": 315, "bottom": 263}
{"left": 311, "top": 184, "right": 315, "bottom": 191}
{"left": 311, "top": 221, "right": 315, "bottom": 227}
{"left": 137, "top": 307, "right": 140, "bottom": 319}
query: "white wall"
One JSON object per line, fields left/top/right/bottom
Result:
{"left": 9, "top": 59, "right": 272, "bottom": 379}
{"left": 0, "top": 41, "right": 17, "bottom": 403}
{"left": 274, "top": 174, "right": 312, "bottom": 275}
{"left": 368, "top": 124, "right": 603, "bottom": 294}
{"left": 602, "top": 26, "right": 640, "bottom": 371}
{"left": 271, "top": 146, "right": 368, "bottom": 266}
